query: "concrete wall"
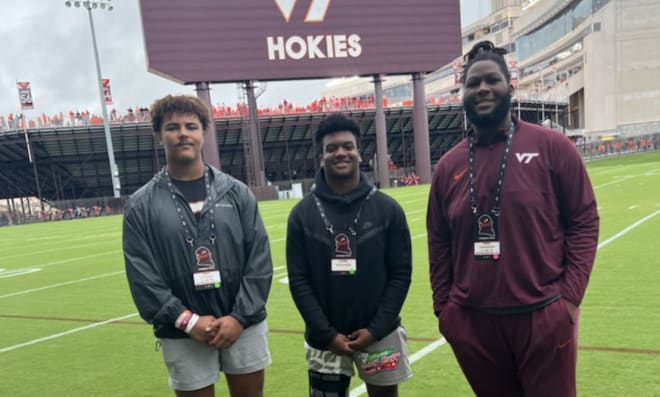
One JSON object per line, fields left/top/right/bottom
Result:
{"left": 585, "top": 0, "right": 660, "bottom": 134}
{"left": 615, "top": 0, "right": 660, "bottom": 129}
{"left": 583, "top": 2, "right": 617, "bottom": 133}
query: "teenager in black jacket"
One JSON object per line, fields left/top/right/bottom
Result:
{"left": 286, "top": 113, "right": 412, "bottom": 397}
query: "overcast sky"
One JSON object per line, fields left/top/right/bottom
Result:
{"left": 0, "top": 0, "right": 490, "bottom": 119}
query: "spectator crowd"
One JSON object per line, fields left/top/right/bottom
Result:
{"left": 1, "top": 88, "right": 578, "bottom": 133}
{"left": 0, "top": 95, "right": 394, "bottom": 132}
{"left": 0, "top": 93, "right": 474, "bottom": 133}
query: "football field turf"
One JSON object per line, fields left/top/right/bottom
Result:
{"left": 1, "top": 151, "right": 659, "bottom": 396}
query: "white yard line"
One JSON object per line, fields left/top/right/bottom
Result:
{"left": 593, "top": 170, "right": 659, "bottom": 189}
{"left": 406, "top": 208, "right": 426, "bottom": 216}
{"left": 594, "top": 175, "right": 637, "bottom": 189}
{"left": 265, "top": 223, "right": 287, "bottom": 231}
{"left": 0, "top": 313, "right": 139, "bottom": 354}
{"left": 398, "top": 197, "right": 429, "bottom": 205}
{"left": 588, "top": 165, "right": 660, "bottom": 178}
{"left": 407, "top": 338, "right": 448, "bottom": 361}
{"left": 0, "top": 235, "right": 60, "bottom": 246}
{"left": 0, "top": 268, "right": 42, "bottom": 279}
{"left": 597, "top": 209, "right": 660, "bottom": 249}
{"left": 2, "top": 240, "right": 116, "bottom": 260}
{"left": 3, "top": 250, "right": 121, "bottom": 271}
{"left": 0, "top": 231, "right": 121, "bottom": 251}
{"left": 0, "top": 271, "right": 125, "bottom": 299}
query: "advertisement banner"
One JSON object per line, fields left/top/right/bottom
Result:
{"left": 17, "top": 81, "right": 34, "bottom": 110}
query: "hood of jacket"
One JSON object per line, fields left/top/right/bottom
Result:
{"left": 313, "top": 168, "right": 374, "bottom": 206}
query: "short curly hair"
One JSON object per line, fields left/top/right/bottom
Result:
{"left": 314, "top": 113, "right": 361, "bottom": 146}
{"left": 150, "top": 95, "right": 211, "bottom": 134}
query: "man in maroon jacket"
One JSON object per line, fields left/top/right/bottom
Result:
{"left": 427, "top": 41, "right": 599, "bottom": 397}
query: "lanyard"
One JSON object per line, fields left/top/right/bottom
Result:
{"left": 468, "top": 122, "right": 515, "bottom": 216}
{"left": 313, "top": 187, "right": 377, "bottom": 236}
{"left": 164, "top": 166, "right": 216, "bottom": 247}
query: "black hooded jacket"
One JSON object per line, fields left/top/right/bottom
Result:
{"left": 286, "top": 170, "right": 412, "bottom": 349}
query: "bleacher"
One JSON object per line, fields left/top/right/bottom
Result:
{"left": 0, "top": 99, "right": 566, "bottom": 202}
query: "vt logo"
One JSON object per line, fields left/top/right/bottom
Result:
{"left": 267, "top": 0, "right": 361, "bottom": 61}
{"left": 515, "top": 153, "right": 540, "bottom": 164}
{"left": 274, "top": 0, "right": 332, "bottom": 23}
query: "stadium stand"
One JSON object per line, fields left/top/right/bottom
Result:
{"left": 0, "top": 99, "right": 566, "bottom": 203}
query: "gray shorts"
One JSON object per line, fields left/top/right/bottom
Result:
{"left": 160, "top": 320, "right": 271, "bottom": 391}
{"left": 305, "top": 326, "right": 412, "bottom": 386}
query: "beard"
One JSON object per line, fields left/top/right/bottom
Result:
{"left": 464, "top": 91, "right": 512, "bottom": 130}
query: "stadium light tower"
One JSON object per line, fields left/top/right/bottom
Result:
{"left": 65, "top": 0, "right": 121, "bottom": 198}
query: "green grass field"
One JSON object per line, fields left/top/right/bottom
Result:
{"left": 1, "top": 151, "right": 659, "bottom": 396}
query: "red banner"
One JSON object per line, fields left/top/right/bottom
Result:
{"left": 102, "top": 78, "right": 113, "bottom": 105}
{"left": 17, "top": 81, "right": 34, "bottom": 110}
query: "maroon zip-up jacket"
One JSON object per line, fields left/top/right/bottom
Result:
{"left": 427, "top": 118, "right": 599, "bottom": 315}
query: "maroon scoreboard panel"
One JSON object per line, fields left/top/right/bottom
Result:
{"left": 140, "top": 0, "right": 462, "bottom": 83}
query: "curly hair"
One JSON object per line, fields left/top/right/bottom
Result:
{"left": 314, "top": 113, "right": 361, "bottom": 146}
{"left": 150, "top": 95, "right": 211, "bottom": 134}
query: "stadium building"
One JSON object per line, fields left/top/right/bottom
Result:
{"left": 323, "top": 0, "right": 660, "bottom": 139}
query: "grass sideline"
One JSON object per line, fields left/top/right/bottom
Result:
{"left": 0, "top": 151, "right": 658, "bottom": 396}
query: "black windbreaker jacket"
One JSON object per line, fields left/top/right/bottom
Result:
{"left": 286, "top": 171, "right": 412, "bottom": 349}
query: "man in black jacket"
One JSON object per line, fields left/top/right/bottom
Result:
{"left": 286, "top": 113, "right": 412, "bottom": 397}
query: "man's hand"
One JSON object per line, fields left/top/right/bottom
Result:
{"left": 327, "top": 333, "right": 354, "bottom": 356}
{"left": 347, "top": 328, "right": 376, "bottom": 351}
{"left": 188, "top": 315, "right": 217, "bottom": 344}
{"left": 207, "top": 315, "right": 244, "bottom": 349}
